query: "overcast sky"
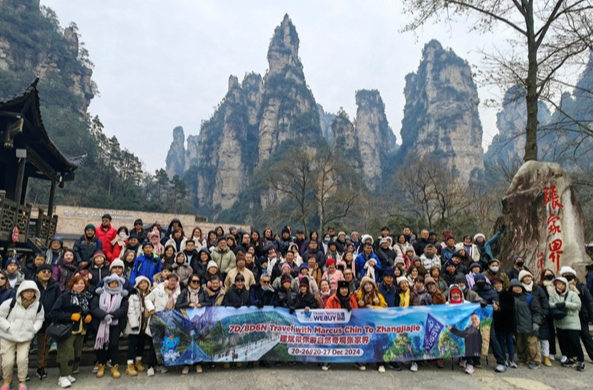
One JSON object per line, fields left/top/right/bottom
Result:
{"left": 41, "top": 0, "right": 515, "bottom": 172}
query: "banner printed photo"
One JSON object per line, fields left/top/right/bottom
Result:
{"left": 150, "top": 304, "right": 492, "bottom": 365}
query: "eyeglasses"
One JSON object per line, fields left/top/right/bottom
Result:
{"left": 261, "top": 280, "right": 270, "bottom": 284}
{"left": 191, "top": 280, "right": 200, "bottom": 284}
{"left": 39, "top": 270, "right": 51, "bottom": 274}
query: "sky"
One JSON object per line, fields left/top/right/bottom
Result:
{"left": 40, "top": 0, "right": 515, "bottom": 172}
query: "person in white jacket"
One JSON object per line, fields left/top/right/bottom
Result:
{"left": 0, "top": 281, "right": 44, "bottom": 390}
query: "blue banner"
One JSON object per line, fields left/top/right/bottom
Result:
{"left": 150, "top": 304, "right": 492, "bottom": 365}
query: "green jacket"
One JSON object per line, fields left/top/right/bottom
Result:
{"left": 548, "top": 278, "right": 581, "bottom": 331}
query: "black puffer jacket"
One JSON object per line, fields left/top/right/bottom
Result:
{"left": 494, "top": 289, "right": 515, "bottom": 333}
{"left": 293, "top": 291, "right": 318, "bottom": 310}
{"left": 176, "top": 287, "right": 210, "bottom": 309}
{"left": 35, "top": 278, "right": 61, "bottom": 331}
{"left": 575, "top": 282, "right": 593, "bottom": 322}
{"left": 249, "top": 284, "right": 276, "bottom": 307}
{"left": 222, "top": 285, "right": 250, "bottom": 308}
{"left": 274, "top": 286, "right": 295, "bottom": 308}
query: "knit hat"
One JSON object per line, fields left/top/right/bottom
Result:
{"left": 448, "top": 285, "right": 463, "bottom": 304}
{"left": 360, "top": 234, "right": 374, "bottom": 244}
{"left": 509, "top": 278, "right": 523, "bottom": 290}
{"left": 512, "top": 255, "right": 524, "bottom": 263}
{"left": 444, "top": 233, "right": 454, "bottom": 241}
{"left": 379, "top": 238, "right": 390, "bottom": 245}
{"left": 326, "top": 258, "right": 336, "bottom": 267}
{"left": 424, "top": 276, "right": 436, "bottom": 286}
{"left": 338, "top": 231, "right": 346, "bottom": 238}
{"left": 281, "top": 274, "right": 292, "bottom": 284}
{"left": 445, "top": 260, "right": 456, "bottom": 268}
{"left": 207, "top": 260, "right": 218, "bottom": 270}
{"left": 338, "top": 280, "right": 349, "bottom": 290}
{"left": 36, "top": 264, "right": 52, "bottom": 274}
{"left": 134, "top": 219, "right": 143, "bottom": 225}
{"left": 299, "top": 277, "right": 310, "bottom": 289}
{"left": 412, "top": 255, "right": 422, "bottom": 263}
{"left": 473, "top": 233, "right": 486, "bottom": 241}
{"left": 281, "top": 263, "right": 291, "bottom": 271}
{"left": 451, "top": 252, "right": 464, "bottom": 260}
{"left": 281, "top": 226, "right": 290, "bottom": 235}
{"left": 93, "top": 251, "right": 106, "bottom": 260}
{"left": 299, "top": 263, "right": 309, "bottom": 272}
{"left": 518, "top": 270, "right": 533, "bottom": 282}
{"left": 383, "top": 267, "right": 395, "bottom": 278}
{"left": 396, "top": 276, "right": 408, "bottom": 286}
{"left": 129, "top": 232, "right": 140, "bottom": 241}
{"left": 109, "top": 259, "right": 124, "bottom": 270}
{"left": 454, "top": 275, "right": 467, "bottom": 285}
{"left": 469, "top": 262, "right": 482, "bottom": 272}
{"left": 553, "top": 276, "right": 568, "bottom": 288}
{"left": 474, "top": 274, "right": 487, "bottom": 283}
{"left": 394, "top": 257, "right": 405, "bottom": 266}
{"left": 559, "top": 266, "right": 577, "bottom": 277}
{"left": 491, "top": 276, "right": 503, "bottom": 285}
{"left": 84, "top": 224, "right": 95, "bottom": 232}
{"left": 103, "top": 273, "right": 124, "bottom": 287}
{"left": 50, "top": 237, "right": 63, "bottom": 246}
{"left": 488, "top": 258, "right": 500, "bottom": 265}
{"left": 134, "top": 275, "right": 151, "bottom": 288}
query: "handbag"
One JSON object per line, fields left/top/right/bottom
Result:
{"left": 46, "top": 322, "right": 73, "bottom": 341}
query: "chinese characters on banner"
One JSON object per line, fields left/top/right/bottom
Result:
{"left": 538, "top": 186, "right": 564, "bottom": 273}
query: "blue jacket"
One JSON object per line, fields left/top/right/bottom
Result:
{"left": 378, "top": 281, "right": 399, "bottom": 307}
{"left": 355, "top": 252, "right": 382, "bottom": 281}
{"left": 130, "top": 253, "right": 161, "bottom": 285}
{"left": 477, "top": 231, "right": 501, "bottom": 269}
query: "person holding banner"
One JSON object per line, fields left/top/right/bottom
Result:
{"left": 222, "top": 274, "right": 250, "bottom": 309}
{"left": 356, "top": 276, "right": 387, "bottom": 373}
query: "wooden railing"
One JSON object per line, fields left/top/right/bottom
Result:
{"left": 0, "top": 191, "right": 31, "bottom": 243}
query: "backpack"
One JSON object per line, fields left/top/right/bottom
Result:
{"left": 5, "top": 297, "right": 42, "bottom": 318}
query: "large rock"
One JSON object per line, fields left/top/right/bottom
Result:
{"left": 354, "top": 90, "right": 395, "bottom": 191}
{"left": 165, "top": 126, "right": 186, "bottom": 179}
{"left": 496, "top": 161, "right": 591, "bottom": 278}
{"left": 399, "top": 40, "right": 484, "bottom": 182}
{"left": 331, "top": 110, "right": 361, "bottom": 174}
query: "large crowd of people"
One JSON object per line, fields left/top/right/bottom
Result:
{"left": 1, "top": 215, "right": 592, "bottom": 388}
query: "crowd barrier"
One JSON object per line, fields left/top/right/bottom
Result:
{"left": 150, "top": 304, "right": 493, "bottom": 365}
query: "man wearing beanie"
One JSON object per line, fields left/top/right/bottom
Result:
{"left": 34, "top": 263, "right": 60, "bottom": 379}
{"left": 224, "top": 252, "right": 256, "bottom": 291}
{"left": 73, "top": 224, "right": 103, "bottom": 270}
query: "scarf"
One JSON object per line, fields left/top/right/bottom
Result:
{"left": 364, "top": 260, "right": 376, "bottom": 282}
{"left": 111, "top": 234, "right": 128, "bottom": 248}
{"left": 94, "top": 278, "right": 124, "bottom": 349}
{"left": 188, "top": 286, "right": 201, "bottom": 306}
{"left": 522, "top": 281, "right": 533, "bottom": 292}
{"left": 165, "top": 288, "right": 177, "bottom": 310}
{"left": 6, "top": 271, "right": 17, "bottom": 280}
{"left": 21, "top": 296, "right": 35, "bottom": 310}
{"left": 70, "top": 290, "right": 91, "bottom": 314}
{"left": 338, "top": 293, "right": 352, "bottom": 311}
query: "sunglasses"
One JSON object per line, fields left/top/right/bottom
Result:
{"left": 191, "top": 280, "right": 200, "bottom": 284}
{"left": 0, "top": 277, "right": 5, "bottom": 281}
{"left": 261, "top": 280, "right": 270, "bottom": 284}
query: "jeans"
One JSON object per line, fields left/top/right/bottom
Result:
{"left": 496, "top": 330, "right": 515, "bottom": 361}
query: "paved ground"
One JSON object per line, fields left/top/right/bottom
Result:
{"left": 26, "top": 359, "right": 591, "bottom": 390}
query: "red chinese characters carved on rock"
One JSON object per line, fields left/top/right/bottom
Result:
{"left": 543, "top": 186, "right": 564, "bottom": 273}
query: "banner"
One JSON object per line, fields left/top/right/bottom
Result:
{"left": 150, "top": 304, "right": 492, "bottom": 366}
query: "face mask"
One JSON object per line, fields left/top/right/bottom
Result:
{"left": 460, "top": 286, "right": 466, "bottom": 291}
{"left": 516, "top": 261, "right": 524, "bottom": 267}
{"left": 490, "top": 266, "right": 499, "bottom": 273}
{"left": 545, "top": 275, "right": 555, "bottom": 281}
{"left": 476, "top": 282, "right": 486, "bottom": 289}
{"left": 324, "top": 238, "right": 330, "bottom": 243}
{"left": 119, "top": 232, "right": 127, "bottom": 239}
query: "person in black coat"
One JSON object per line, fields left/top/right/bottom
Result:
{"left": 25, "top": 253, "right": 47, "bottom": 280}
{"left": 222, "top": 274, "right": 250, "bottom": 308}
{"left": 274, "top": 275, "right": 295, "bottom": 311}
{"left": 561, "top": 267, "right": 593, "bottom": 362}
{"left": 250, "top": 275, "right": 276, "bottom": 308}
{"left": 176, "top": 275, "right": 210, "bottom": 309}
{"left": 492, "top": 276, "right": 517, "bottom": 367}
{"left": 293, "top": 278, "right": 318, "bottom": 311}
{"left": 190, "top": 249, "right": 212, "bottom": 280}
{"left": 34, "top": 264, "right": 62, "bottom": 378}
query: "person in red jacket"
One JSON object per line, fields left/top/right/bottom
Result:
{"left": 96, "top": 214, "right": 117, "bottom": 262}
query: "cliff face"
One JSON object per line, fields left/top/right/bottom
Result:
{"left": 399, "top": 40, "right": 484, "bottom": 181}
{"left": 354, "top": 90, "right": 395, "bottom": 190}
{"left": 331, "top": 110, "right": 361, "bottom": 173}
{"left": 165, "top": 126, "right": 186, "bottom": 178}
{"left": 257, "top": 14, "right": 322, "bottom": 164}
{"left": 318, "top": 104, "right": 336, "bottom": 144}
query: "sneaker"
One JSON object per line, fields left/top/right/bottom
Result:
{"left": 158, "top": 366, "right": 168, "bottom": 374}
{"left": 57, "top": 377, "right": 71, "bottom": 389}
{"left": 465, "top": 365, "right": 474, "bottom": 375}
{"left": 561, "top": 355, "right": 568, "bottom": 364}
{"left": 36, "top": 368, "right": 47, "bottom": 379}
{"left": 354, "top": 363, "right": 366, "bottom": 371}
{"left": 49, "top": 342, "right": 58, "bottom": 353}
{"left": 474, "top": 361, "right": 482, "bottom": 368}
{"left": 459, "top": 359, "right": 467, "bottom": 368}
{"left": 66, "top": 376, "right": 75, "bottom": 383}
{"left": 18, "top": 383, "right": 26, "bottom": 390}
{"left": 92, "top": 363, "right": 99, "bottom": 374}
{"left": 182, "top": 366, "right": 189, "bottom": 375}
{"left": 147, "top": 367, "right": 155, "bottom": 377}
{"left": 562, "top": 359, "right": 576, "bottom": 368}
{"left": 577, "top": 362, "right": 585, "bottom": 372}
{"left": 495, "top": 364, "right": 507, "bottom": 372}
{"left": 321, "top": 363, "right": 330, "bottom": 371}
{"left": 436, "top": 359, "right": 444, "bottom": 369}
{"left": 549, "top": 355, "right": 556, "bottom": 361}
{"left": 410, "top": 362, "right": 418, "bottom": 372}
{"left": 543, "top": 356, "right": 552, "bottom": 367}
{"left": 528, "top": 363, "right": 539, "bottom": 370}
{"left": 377, "top": 365, "right": 385, "bottom": 373}
{"left": 509, "top": 361, "right": 518, "bottom": 369}
{"left": 196, "top": 364, "right": 203, "bottom": 373}
{"left": 1, "top": 383, "right": 10, "bottom": 390}
{"left": 390, "top": 362, "right": 402, "bottom": 371}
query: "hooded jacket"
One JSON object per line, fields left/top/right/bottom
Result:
{"left": 130, "top": 253, "right": 162, "bottom": 286}
{"left": 509, "top": 279, "right": 542, "bottom": 334}
{"left": 52, "top": 258, "right": 79, "bottom": 292}
{"left": 356, "top": 277, "right": 388, "bottom": 309}
{"left": 548, "top": 277, "right": 582, "bottom": 330}
{"left": 45, "top": 237, "right": 64, "bottom": 266}
{"left": 222, "top": 285, "right": 250, "bottom": 308}
{"left": 190, "top": 249, "right": 211, "bottom": 280}
{"left": 0, "top": 281, "right": 44, "bottom": 342}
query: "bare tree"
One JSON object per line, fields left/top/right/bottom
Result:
{"left": 401, "top": 0, "right": 593, "bottom": 162}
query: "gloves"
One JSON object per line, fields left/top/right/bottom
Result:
{"left": 84, "top": 314, "right": 92, "bottom": 324}
{"left": 556, "top": 302, "right": 566, "bottom": 309}
{"left": 104, "top": 314, "right": 113, "bottom": 325}
{"left": 95, "top": 287, "right": 104, "bottom": 295}
{"left": 71, "top": 313, "right": 81, "bottom": 322}
{"left": 372, "top": 297, "right": 380, "bottom": 305}
{"left": 358, "top": 300, "right": 365, "bottom": 307}
{"left": 121, "top": 290, "right": 129, "bottom": 298}
{"left": 289, "top": 308, "right": 295, "bottom": 315}
{"left": 480, "top": 301, "right": 488, "bottom": 308}
{"left": 257, "top": 302, "right": 264, "bottom": 309}
{"left": 532, "top": 323, "right": 540, "bottom": 333}
{"left": 499, "top": 224, "right": 506, "bottom": 233}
